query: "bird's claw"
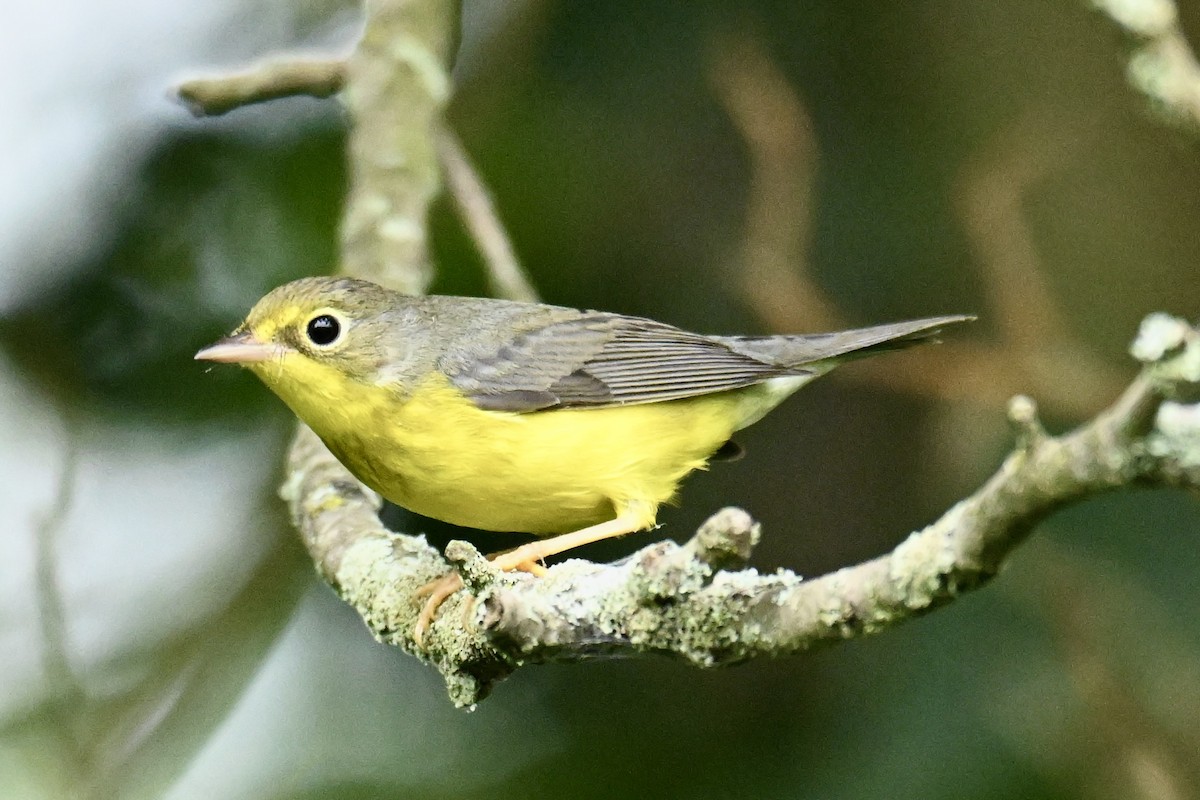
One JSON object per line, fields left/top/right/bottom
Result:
{"left": 413, "top": 573, "right": 465, "bottom": 647}
{"left": 411, "top": 558, "right": 547, "bottom": 647}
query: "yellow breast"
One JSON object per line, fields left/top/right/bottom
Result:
{"left": 254, "top": 356, "right": 775, "bottom": 534}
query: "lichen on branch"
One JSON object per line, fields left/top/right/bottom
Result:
{"left": 183, "top": 0, "right": 1200, "bottom": 707}
{"left": 277, "top": 311, "right": 1200, "bottom": 707}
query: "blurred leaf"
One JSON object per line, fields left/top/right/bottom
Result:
{"left": 0, "top": 121, "right": 345, "bottom": 423}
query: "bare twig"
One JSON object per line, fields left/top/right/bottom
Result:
{"left": 32, "top": 418, "right": 89, "bottom": 787}
{"left": 709, "top": 34, "right": 1003, "bottom": 410}
{"left": 710, "top": 36, "right": 1129, "bottom": 416}
{"left": 708, "top": 33, "right": 837, "bottom": 332}
{"left": 34, "top": 429, "right": 81, "bottom": 710}
{"left": 957, "top": 113, "right": 1081, "bottom": 353}
{"left": 176, "top": 58, "right": 347, "bottom": 117}
{"left": 706, "top": 34, "right": 1027, "bottom": 408}
{"left": 954, "top": 112, "right": 1128, "bottom": 415}
{"left": 438, "top": 128, "right": 539, "bottom": 303}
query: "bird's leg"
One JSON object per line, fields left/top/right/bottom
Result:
{"left": 487, "top": 513, "right": 647, "bottom": 571}
{"left": 413, "top": 577, "right": 465, "bottom": 645}
{"left": 413, "top": 510, "right": 650, "bottom": 646}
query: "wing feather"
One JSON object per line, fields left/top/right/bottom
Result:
{"left": 429, "top": 297, "right": 968, "bottom": 413}
{"left": 443, "top": 312, "right": 798, "bottom": 412}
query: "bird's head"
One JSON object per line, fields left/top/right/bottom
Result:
{"left": 195, "top": 276, "right": 410, "bottom": 397}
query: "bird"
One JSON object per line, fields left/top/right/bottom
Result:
{"left": 196, "top": 276, "right": 971, "bottom": 643}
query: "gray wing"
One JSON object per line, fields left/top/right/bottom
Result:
{"left": 441, "top": 312, "right": 802, "bottom": 412}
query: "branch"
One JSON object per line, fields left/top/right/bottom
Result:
{"left": 173, "top": 56, "right": 536, "bottom": 304}
{"left": 1090, "top": 0, "right": 1200, "bottom": 133}
{"left": 708, "top": 35, "right": 1124, "bottom": 415}
{"left": 187, "top": 6, "right": 1198, "bottom": 709}
{"left": 270, "top": 0, "right": 462, "bottom": 691}
{"left": 338, "top": 0, "right": 455, "bottom": 293}
{"left": 281, "top": 314, "right": 1198, "bottom": 707}
{"left": 176, "top": 58, "right": 347, "bottom": 117}
{"left": 438, "top": 128, "right": 539, "bottom": 303}
{"left": 32, "top": 414, "right": 90, "bottom": 788}
{"left": 953, "top": 111, "right": 1128, "bottom": 416}
{"left": 707, "top": 32, "right": 837, "bottom": 332}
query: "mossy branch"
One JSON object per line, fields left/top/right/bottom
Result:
{"left": 182, "top": 3, "right": 1200, "bottom": 707}
{"left": 277, "top": 315, "right": 1200, "bottom": 706}
{"left": 176, "top": 59, "right": 347, "bottom": 116}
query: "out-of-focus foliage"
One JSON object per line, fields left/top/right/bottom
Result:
{"left": 2, "top": 1, "right": 1199, "bottom": 799}
{"left": 2, "top": 128, "right": 345, "bottom": 421}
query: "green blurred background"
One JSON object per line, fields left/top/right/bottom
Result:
{"left": 2, "top": 1, "right": 1199, "bottom": 798}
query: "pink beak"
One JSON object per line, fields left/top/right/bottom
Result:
{"left": 195, "top": 330, "right": 284, "bottom": 364}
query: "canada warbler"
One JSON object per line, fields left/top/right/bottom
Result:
{"left": 197, "top": 276, "right": 970, "bottom": 641}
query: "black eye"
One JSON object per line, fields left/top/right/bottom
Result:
{"left": 306, "top": 314, "right": 341, "bottom": 346}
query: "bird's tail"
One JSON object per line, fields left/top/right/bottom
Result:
{"left": 716, "top": 314, "right": 974, "bottom": 369}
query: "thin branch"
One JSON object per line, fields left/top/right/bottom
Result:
{"left": 438, "top": 128, "right": 539, "bottom": 303}
{"left": 276, "top": 0, "right": 460, "bottom": 692}
{"left": 708, "top": 32, "right": 837, "bottom": 332}
{"left": 176, "top": 58, "right": 347, "bottom": 117}
{"left": 34, "top": 427, "right": 81, "bottom": 709}
{"left": 338, "top": 0, "right": 456, "bottom": 293}
{"left": 31, "top": 414, "right": 92, "bottom": 790}
{"left": 707, "top": 33, "right": 1010, "bottom": 409}
{"left": 954, "top": 111, "right": 1128, "bottom": 416}
{"left": 709, "top": 35, "right": 1131, "bottom": 418}
{"left": 957, "top": 112, "right": 1083, "bottom": 354}
{"left": 174, "top": 57, "right": 535, "bottom": 303}
{"left": 1090, "top": 0, "right": 1200, "bottom": 134}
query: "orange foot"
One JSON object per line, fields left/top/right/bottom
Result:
{"left": 411, "top": 512, "right": 648, "bottom": 647}
{"left": 413, "top": 559, "right": 545, "bottom": 646}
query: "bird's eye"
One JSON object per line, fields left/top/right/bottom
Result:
{"left": 305, "top": 314, "right": 342, "bottom": 346}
